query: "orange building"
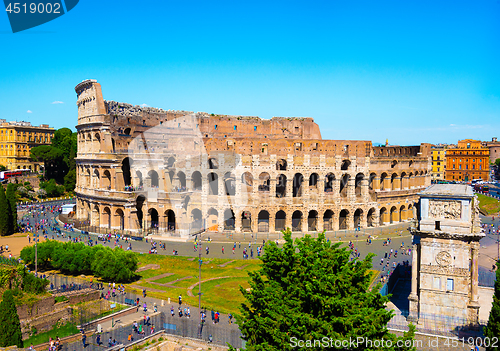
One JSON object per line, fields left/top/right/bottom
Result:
{"left": 445, "top": 139, "right": 489, "bottom": 182}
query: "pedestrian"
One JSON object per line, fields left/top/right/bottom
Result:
{"left": 96, "top": 333, "right": 101, "bottom": 345}
{"left": 171, "top": 306, "right": 174, "bottom": 316}
{"left": 179, "top": 294, "right": 182, "bottom": 305}
{"left": 82, "top": 333, "right": 86, "bottom": 348}
{"left": 143, "top": 302, "right": 147, "bottom": 312}
{"left": 222, "top": 246, "right": 224, "bottom": 254}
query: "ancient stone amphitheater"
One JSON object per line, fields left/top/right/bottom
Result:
{"left": 74, "top": 79, "right": 431, "bottom": 237}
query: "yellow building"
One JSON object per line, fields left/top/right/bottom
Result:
{"left": 431, "top": 146, "right": 446, "bottom": 181}
{"left": 0, "top": 120, "right": 55, "bottom": 172}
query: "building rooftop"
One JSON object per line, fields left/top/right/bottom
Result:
{"left": 420, "top": 184, "right": 473, "bottom": 197}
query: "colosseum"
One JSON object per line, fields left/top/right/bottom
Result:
{"left": 74, "top": 79, "right": 432, "bottom": 237}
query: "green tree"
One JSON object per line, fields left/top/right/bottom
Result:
{"left": 495, "top": 158, "right": 500, "bottom": 167}
{"left": 6, "top": 183, "right": 17, "bottom": 234}
{"left": 0, "top": 187, "right": 10, "bottom": 236}
{"left": 485, "top": 260, "right": 500, "bottom": 351}
{"left": 236, "top": 229, "right": 415, "bottom": 351}
{"left": 0, "top": 290, "right": 23, "bottom": 348}
{"left": 0, "top": 165, "right": 6, "bottom": 171}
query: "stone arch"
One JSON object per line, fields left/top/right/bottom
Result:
{"left": 102, "top": 207, "right": 111, "bottom": 229}
{"left": 148, "top": 170, "right": 159, "bottom": 188}
{"left": 355, "top": 173, "right": 364, "bottom": 197}
{"left": 224, "top": 208, "right": 235, "bottom": 230}
{"left": 207, "top": 208, "right": 218, "bottom": 231}
{"left": 293, "top": 173, "right": 304, "bottom": 197}
{"left": 380, "top": 207, "right": 387, "bottom": 225}
{"left": 380, "top": 172, "right": 388, "bottom": 191}
{"left": 124, "top": 128, "right": 131, "bottom": 136}
{"left": 136, "top": 195, "right": 145, "bottom": 228}
{"left": 258, "top": 172, "right": 270, "bottom": 192}
{"left": 276, "top": 174, "right": 287, "bottom": 198}
{"left": 192, "top": 171, "right": 202, "bottom": 191}
{"left": 241, "top": 172, "right": 253, "bottom": 193}
{"left": 191, "top": 208, "right": 203, "bottom": 231}
{"left": 224, "top": 172, "right": 235, "bottom": 196}
{"left": 367, "top": 208, "right": 376, "bottom": 227}
{"left": 136, "top": 170, "right": 144, "bottom": 187}
{"left": 323, "top": 210, "right": 334, "bottom": 231}
{"left": 339, "top": 209, "right": 349, "bottom": 230}
{"left": 164, "top": 210, "right": 176, "bottom": 232}
{"left": 292, "top": 210, "right": 302, "bottom": 231}
{"left": 103, "top": 170, "right": 111, "bottom": 189}
{"left": 115, "top": 209, "right": 125, "bottom": 230}
{"left": 341, "top": 160, "right": 351, "bottom": 171}
{"left": 121, "top": 157, "right": 132, "bottom": 187}
{"left": 93, "top": 168, "right": 100, "bottom": 188}
{"left": 324, "top": 173, "right": 335, "bottom": 193}
{"left": 391, "top": 159, "right": 398, "bottom": 168}
{"left": 399, "top": 205, "right": 406, "bottom": 222}
{"left": 309, "top": 173, "right": 319, "bottom": 189}
{"left": 258, "top": 210, "right": 269, "bottom": 232}
{"left": 408, "top": 204, "right": 414, "bottom": 219}
{"left": 308, "top": 210, "right": 318, "bottom": 231}
{"left": 93, "top": 204, "right": 100, "bottom": 227}
{"left": 400, "top": 172, "right": 407, "bottom": 189}
{"left": 391, "top": 173, "right": 398, "bottom": 191}
{"left": 241, "top": 210, "right": 252, "bottom": 232}
{"left": 390, "top": 206, "right": 398, "bottom": 224}
{"left": 276, "top": 159, "right": 287, "bottom": 171}
{"left": 275, "top": 210, "right": 286, "bottom": 231}
{"left": 166, "top": 156, "right": 175, "bottom": 168}
{"left": 354, "top": 208, "right": 362, "bottom": 229}
{"left": 340, "top": 174, "right": 350, "bottom": 198}
{"left": 208, "top": 157, "right": 218, "bottom": 169}
{"left": 208, "top": 172, "right": 218, "bottom": 195}
{"left": 148, "top": 208, "right": 159, "bottom": 229}
{"left": 177, "top": 171, "right": 187, "bottom": 189}
{"left": 369, "top": 173, "right": 376, "bottom": 190}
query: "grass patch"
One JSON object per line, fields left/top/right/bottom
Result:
{"left": 23, "top": 322, "right": 79, "bottom": 348}
{"left": 200, "top": 277, "right": 251, "bottom": 314}
{"left": 54, "top": 296, "right": 69, "bottom": 303}
{"left": 477, "top": 194, "right": 500, "bottom": 215}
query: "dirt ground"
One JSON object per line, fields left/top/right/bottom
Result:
{"left": 0, "top": 232, "right": 46, "bottom": 258}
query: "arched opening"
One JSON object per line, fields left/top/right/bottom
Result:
{"left": 380, "top": 207, "right": 387, "bottom": 226}
{"left": 308, "top": 210, "right": 318, "bottom": 231}
{"left": 292, "top": 210, "right": 302, "bottom": 232}
{"left": 103, "top": 170, "right": 111, "bottom": 189}
{"left": 258, "top": 172, "right": 270, "bottom": 192}
{"left": 380, "top": 173, "right": 387, "bottom": 191}
{"left": 136, "top": 170, "right": 143, "bottom": 187}
{"left": 339, "top": 209, "right": 348, "bottom": 230}
{"left": 208, "top": 173, "right": 218, "bottom": 195}
{"left": 121, "top": 157, "right": 132, "bottom": 187}
{"left": 115, "top": 209, "right": 124, "bottom": 231}
{"left": 224, "top": 172, "right": 235, "bottom": 196}
{"left": 166, "top": 209, "right": 175, "bottom": 231}
{"left": 276, "top": 174, "right": 287, "bottom": 198}
{"left": 208, "top": 158, "right": 218, "bottom": 169}
{"left": 408, "top": 204, "right": 414, "bottom": 220}
{"left": 136, "top": 195, "right": 145, "bottom": 229}
{"left": 191, "top": 209, "right": 202, "bottom": 232}
{"left": 400, "top": 205, "right": 406, "bottom": 222}
{"left": 341, "top": 160, "right": 350, "bottom": 171}
{"left": 258, "top": 210, "right": 269, "bottom": 232}
{"left": 340, "top": 174, "right": 349, "bottom": 198}
{"left": 93, "top": 169, "right": 100, "bottom": 188}
{"left": 309, "top": 173, "right": 319, "bottom": 189}
{"left": 400, "top": 172, "right": 407, "bottom": 189}
{"left": 354, "top": 209, "right": 362, "bottom": 229}
{"left": 391, "top": 173, "right": 398, "bottom": 191}
{"left": 324, "top": 173, "right": 335, "bottom": 193}
{"left": 323, "top": 210, "right": 333, "bottom": 231}
{"left": 148, "top": 170, "right": 159, "bottom": 188}
{"left": 275, "top": 210, "right": 286, "bottom": 231}
{"left": 241, "top": 172, "right": 253, "bottom": 193}
{"left": 390, "top": 206, "right": 398, "bottom": 224}
{"left": 93, "top": 205, "right": 100, "bottom": 227}
{"left": 276, "top": 159, "right": 287, "bottom": 171}
{"left": 111, "top": 138, "right": 115, "bottom": 153}
{"left": 208, "top": 208, "right": 218, "bottom": 231}
{"left": 224, "top": 209, "right": 235, "bottom": 230}
{"left": 355, "top": 173, "right": 364, "bottom": 197}
{"left": 367, "top": 208, "right": 376, "bottom": 227}
{"left": 149, "top": 208, "right": 159, "bottom": 230}
{"left": 103, "top": 207, "right": 111, "bottom": 229}
{"left": 241, "top": 211, "right": 252, "bottom": 232}
{"left": 167, "top": 157, "right": 175, "bottom": 168}
{"left": 293, "top": 173, "right": 303, "bottom": 197}
{"left": 192, "top": 171, "right": 202, "bottom": 191}
{"left": 369, "top": 173, "right": 376, "bottom": 191}
{"left": 177, "top": 171, "right": 186, "bottom": 189}
{"left": 124, "top": 128, "right": 131, "bottom": 135}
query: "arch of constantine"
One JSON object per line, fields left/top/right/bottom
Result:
{"left": 74, "top": 79, "right": 432, "bottom": 237}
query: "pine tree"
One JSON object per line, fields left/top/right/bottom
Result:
{"left": 485, "top": 260, "right": 500, "bottom": 351}
{"left": 0, "top": 186, "right": 10, "bottom": 236}
{"left": 236, "top": 229, "right": 415, "bottom": 351}
{"left": 0, "top": 290, "right": 23, "bottom": 348}
{"left": 6, "top": 183, "right": 17, "bottom": 234}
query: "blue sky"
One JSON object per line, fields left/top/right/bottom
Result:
{"left": 0, "top": 0, "right": 499, "bottom": 145}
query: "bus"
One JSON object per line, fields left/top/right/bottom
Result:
{"left": 0, "top": 169, "right": 31, "bottom": 180}
{"left": 474, "top": 184, "right": 489, "bottom": 193}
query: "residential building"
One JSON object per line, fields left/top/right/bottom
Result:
{"left": 0, "top": 119, "right": 55, "bottom": 171}
{"left": 482, "top": 137, "right": 500, "bottom": 164}
{"left": 431, "top": 146, "right": 446, "bottom": 181}
{"left": 445, "top": 139, "right": 489, "bottom": 182}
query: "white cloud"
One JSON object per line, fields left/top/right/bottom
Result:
{"left": 27, "top": 110, "right": 32, "bottom": 113}
{"left": 51, "top": 101, "right": 64, "bottom": 104}
{"left": 140, "top": 103, "right": 149, "bottom": 107}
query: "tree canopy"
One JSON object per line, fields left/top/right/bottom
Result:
{"left": 236, "top": 229, "right": 415, "bottom": 351}
{"left": 0, "top": 290, "right": 23, "bottom": 348}
{"left": 485, "top": 260, "right": 500, "bottom": 351}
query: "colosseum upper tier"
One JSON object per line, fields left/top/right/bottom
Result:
{"left": 75, "top": 79, "right": 432, "bottom": 237}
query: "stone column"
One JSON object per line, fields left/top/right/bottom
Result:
{"left": 286, "top": 176, "right": 293, "bottom": 198}
{"left": 468, "top": 241, "right": 481, "bottom": 325}
{"left": 235, "top": 211, "right": 242, "bottom": 233}
{"left": 303, "top": 176, "right": 310, "bottom": 198}
{"left": 270, "top": 178, "right": 276, "bottom": 198}
{"left": 347, "top": 176, "right": 355, "bottom": 200}
{"left": 373, "top": 177, "right": 380, "bottom": 191}
{"left": 361, "top": 178, "right": 369, "bottom": 201}
{"left": 408, "top": 243, "right": 419, "bottom": 322}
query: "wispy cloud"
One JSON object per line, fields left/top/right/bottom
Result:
{"left": 27, "top": 110, "right": 32, "bottom": 113}
{"left": 140, "top": 103, "right": 149, "bottom": 107}
{"left": 51, "top": 101, "right": 64, "bottom": 104}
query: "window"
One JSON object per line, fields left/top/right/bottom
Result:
{"left": 453, "top": 159, "right": 455, "bottom": 162}
{"left": 480, "top": 165, "right": 482, "bottom": 170}
{"left": 472, "top": 165, "right": 475, "bottom": 169}
{"left": 214, "top": 125, "right": 217, "bottom": 130}
{"left": 453, "top": 165, "right": 455, "bottom": 169}
{"left": 234, "top": 125, "right": 237, "bottom": 130}
{"left": 467, "top": 143, "right": 471, "bottom": 149}
{"left": 446, "top": 278, "right": 454, "bottom": 291}
{"left": 459, "top": 165, "right": 461, "bottom": 170}
{"left": 437, "top": 162, "right": 441, "bottom": 165}
{"left": 254, "top": 126, "right": 257, "bottom": 131}
{"left": 435, "top": 221, "right": 441, "bottom": 230}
